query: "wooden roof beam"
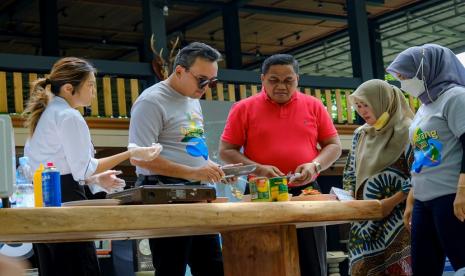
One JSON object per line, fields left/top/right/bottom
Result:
{"left": 168, "top": 0, "right": 252, "bottom": 37}
{"left": 241, "top": 5, "right": 347, "bottom": 23}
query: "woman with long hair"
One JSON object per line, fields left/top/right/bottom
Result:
{"left": 23, "top": 57, "right": 161, "bottom": 275}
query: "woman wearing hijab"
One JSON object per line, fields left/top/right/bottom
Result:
{"left": 386, "top": 44, "right": 465, "bottom": 274}
{"left": 343, "top": 79, "right": 414, "bottom": 275}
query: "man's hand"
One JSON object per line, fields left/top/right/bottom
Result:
{"left": 254, "top": 164, "right": 284, "bottom": 178}
{"left": 292, "top": 162, "right": 318, "bottom": 185}
{"left": 190, "top": 160, "right": 225, "bottom": 183}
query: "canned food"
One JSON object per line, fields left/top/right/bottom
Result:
{"left": 269, "top": 177, "right": 289, "bottom": 201}
{"left": 249, "top": 177, "right": 272, "bottom": 202}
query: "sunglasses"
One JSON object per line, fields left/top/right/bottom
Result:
{"left": 187, "top": 70, "right": 218, "bottom": 89}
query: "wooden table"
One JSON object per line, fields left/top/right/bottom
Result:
{"left": 0, "top": 200, "right": 381, "bottom": 276}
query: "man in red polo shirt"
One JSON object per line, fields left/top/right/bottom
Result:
{"left": 219, "top": 54, "right": 341, "bottom": 276}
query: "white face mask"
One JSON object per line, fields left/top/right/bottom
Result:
{"left": 400, "top": 57, "right": 426, "bottom": 98}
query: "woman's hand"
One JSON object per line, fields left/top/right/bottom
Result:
{"left": 454, "top": 185, "right": 465, "bottom": 222}
{"left": 403, "top": 189, "right": 414, "bottom": 232}
{"left": 381, "top": 198, "right": 395, "bottom": 218}
{"left": 453, "top": 175, "right": 465, "bottom": 222}
{"left": 95, "top": 170, "right": 126, "bottom": 193}
{"left": 128, "top": 143, "right": 163, "bottom": 161}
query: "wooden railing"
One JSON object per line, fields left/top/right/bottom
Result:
{"left": 205, "top": 84, "right": 359, "bottom": 124}
{"left": 2, "top": 71, "right": 421, "bottom": 128}
{"left": 0, "top": 71, "right": 142, "bottom": 118}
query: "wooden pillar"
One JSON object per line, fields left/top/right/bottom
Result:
{"left": 141, "top": 0, "right": 167, "bottom": 62}
{"left": 347, "top": 0, "right": 374, "bottom": 82}
{"left": 221, "top": 225, "right": 300, "bottom": 276}
{"left": 141, "top": 0, "right": 166, "bottom": 85}
{"left": 222, "top": 3, "right": 242, "bottom": 70}
{"left": 39, "top": 0, "right": 59, "bottom": 56}
{"left": 368, "top": 19, "right": 385, "bottom": 80}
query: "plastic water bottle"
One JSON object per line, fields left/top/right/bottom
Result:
{"left": 42, "top": 162, "right": 61, "bottom": 207}
{"left": 9, "top": 189, "right": 16, "bottom": 208}
{"left": 15, "top": 157, "right": 34, "bottom": 208}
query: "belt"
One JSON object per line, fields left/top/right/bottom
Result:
{"left": 136, "top": 175, "right": 200, "bottom": 186}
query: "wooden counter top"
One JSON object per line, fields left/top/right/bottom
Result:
{"left": 0, "top": 200, "right": 381, "bottom": 243}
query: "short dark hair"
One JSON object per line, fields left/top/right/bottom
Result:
{"left": 173, "top": 42, "right": 222, "bottom": 69}
{"left": 261, "top": 54, "right": 299, "bottom": 75}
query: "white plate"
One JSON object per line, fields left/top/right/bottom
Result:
{"left": 61, "top": 199, "right": 121, "bottom": 207}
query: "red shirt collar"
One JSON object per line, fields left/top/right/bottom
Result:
{"left": 260, "top": 88, "right": 300, "bottom": 106}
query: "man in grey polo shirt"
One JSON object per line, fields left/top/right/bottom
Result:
{"left": 129, "top": 42, "right": 225, "bottom": 276}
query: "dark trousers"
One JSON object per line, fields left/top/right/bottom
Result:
{"left": 34, "top": 242, "right": 100, "bottom": 276}
{"left": 288, "top": 183, "right": 327, "bottom": 276}
{"left": 412, "top": 194, "right": 465, "bottom": 275}
{"left": 34, "top": 174, "right": 101, "bottom": 276}
{"left": 149, "top": 235, "right": 223, "bottom": 276}
{"left": 137, "top": 175, "right": 224, "bottom": 276}
{"left": 244, "top": 181, "right": 327, "bottom": 276}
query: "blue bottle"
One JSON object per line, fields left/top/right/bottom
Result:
{"left": 42, "top": 162, "right": 61, "bottom": 207}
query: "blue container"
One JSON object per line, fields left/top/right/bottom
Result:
{"left": 42, "top": 162, "right": 61, "bottom": 207}
{"left": 444, "top": 257, "right": 454, "bottom": 272}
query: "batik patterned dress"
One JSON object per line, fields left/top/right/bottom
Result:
{"left": 343, "top": 129, "right": 413, "bottom": 276}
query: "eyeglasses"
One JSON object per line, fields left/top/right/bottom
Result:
{"left": 187, "top": 70, "right": 218, "bottom": 89}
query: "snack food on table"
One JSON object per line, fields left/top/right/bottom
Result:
{"left": 230, "top": 184, "right": 243, "bottom": 199}
{"left": 300, "top": 185, "right": 321, "bottom": 196}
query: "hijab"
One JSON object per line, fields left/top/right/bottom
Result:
{"left": 386, "top": 44, "right": 465, "bottom": 104}
{"left": 349, "top": 79, "right": 414, "bottom": 193}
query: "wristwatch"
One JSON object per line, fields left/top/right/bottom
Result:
{"left": 312, "top": 161, "right": 322, "bottom": 174}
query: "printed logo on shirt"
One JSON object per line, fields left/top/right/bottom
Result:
{"left": 411, "top": 127, "right": 442, "bottom": 173}
{"left": 181, "top": 112, "right": 208, "bottom": 160}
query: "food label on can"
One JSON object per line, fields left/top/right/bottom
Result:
{"left": 269, "top": 177, "right": 289, "bottom": 201}
{"left": 249, "top": 177, "right": 272, "bottom": 202}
